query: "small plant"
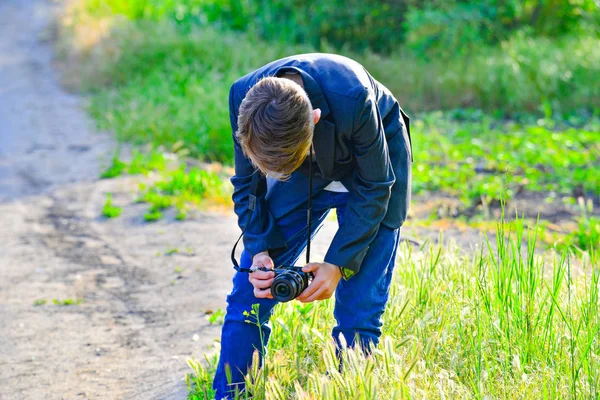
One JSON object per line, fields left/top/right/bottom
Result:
{"left": 127, "top": 149, "right": 167, "bottom": 175}
{"left": 33, "top": 299, "right": 46, "bottom": 306}
{"left": 165, "top": 247, "right": 179, "bottom": 255}
{"left": 52, "top": 298, "right": 81, "bottom": 306}
{"left": 206, "top": 308, "right": 226, "bottom": 325}
{"left": 100, "top": 156, "right": 127, "bottom": 179}
{"left": 559, "top": 200, "right": 600, "bottom": 252}
{"left": 144, "top": 208, "right": 163, "bottom": 222}
{"left": 176, "top": 206, "right": 188, "bottom": 221}
{"left": 102, "top": 193, "right": 122, "bottom": 218}
{"left": 141, "top": 191, "right": 173, "bottom": 210}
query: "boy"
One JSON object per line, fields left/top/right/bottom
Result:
{"left": 214, "top": 53, "right": 412, "bottom": 398}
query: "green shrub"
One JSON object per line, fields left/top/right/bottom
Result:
{"left": 404, "top": 0, "right": 599, "bottom": 58}
{"left": 79, "top": 0, "right": 599, "bottom": 56}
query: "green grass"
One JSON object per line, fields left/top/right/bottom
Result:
{"left": 136, "top": 165, "right": 230, "bottom": 221}
{"left": 100, "top": 156, "right": 127, "bottom": 179}
{"left": 58, "top": 9, "right": 600, "bottom": 211}
{"left": 187, "top": 218, "right": 600, "bottom": 399}
{"left": 144, "top": 208, "right": 164, "bottom": 222}
{"left": 58, "top": 7, "right": 600, "bottom": 165}
{"left": 98, "top": 150, "right": 231, "bottom": 221}
{"left": 100, "top": 149, "right": 168, "bottom": 178}
{"left": 101, "top": 193, "right": 123, "bottom": 218}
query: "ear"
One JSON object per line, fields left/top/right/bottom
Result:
{"left": 313, "top": 108, "right": 321, "bottom": 125}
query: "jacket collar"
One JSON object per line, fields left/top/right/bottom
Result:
{"left": 274, "top": 66, "right": 336, "bottom": 179}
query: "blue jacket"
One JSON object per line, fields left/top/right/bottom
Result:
{"left": 229, "top": 53, "right": 412, "bottom": 274}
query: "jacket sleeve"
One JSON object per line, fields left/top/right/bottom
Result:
{"left": 228, "top": 85, "right": 287, "bottom": 258}
{"left": 324, "top": 88, "right": 395, "bottom": 274}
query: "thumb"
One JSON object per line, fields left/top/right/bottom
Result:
{"left": 302, "top": 263, "right": 319, "bottom": 273}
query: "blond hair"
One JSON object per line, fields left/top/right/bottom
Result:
{"left": 236, "top": 76, "right": 314, "bottom": 180}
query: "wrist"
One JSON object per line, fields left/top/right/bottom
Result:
{"left": 253, "top": 250, "right": 269, "bottom": 258}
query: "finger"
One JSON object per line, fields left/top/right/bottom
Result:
{"left": 302, "top": 263, "right": 319, "bottom": 273}
{"left": 252, "top": 269, "right": 275, "bottom": 280}
{"left": 296, "top": 278, "right": 322, "bottom": 302}
{"left": 253, "top": 287, "right": 273, "bottom": 299}
{"left": 255, "top": 257, "right": 275, "bottom": 270}
{"left": 252, "top": 278, "right": 274, "bottom": 290}
{"left": 299, "top": 286, "right": 328, "bottom": 303}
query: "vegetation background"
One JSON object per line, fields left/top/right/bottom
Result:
{"left": 54, "top": 1, "right": 599, "bottom": 398}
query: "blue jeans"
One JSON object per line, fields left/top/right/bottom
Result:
{"left": 213, "top": 177, "right": 401, "bottom": 399}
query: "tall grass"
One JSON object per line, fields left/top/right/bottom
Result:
{"left": 187, "top": 218, "right": 599, "bottom": 399}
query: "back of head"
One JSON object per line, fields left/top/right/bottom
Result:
{"left": 236, "top": 76, "right": 314, "bottom": 180}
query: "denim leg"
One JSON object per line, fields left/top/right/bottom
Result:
{"left": 213, "top": 186, "right": 335, "bottom": 399}
{"left": 332, "top": 220, "right": 401, "bottom": 352}
{"left": 212, "top": 249, "right": 277, "bottom": 399}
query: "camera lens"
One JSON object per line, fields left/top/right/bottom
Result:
{"left": 274, "top": 283, "right": 291, "bottom": 298}
{"left": 272, "top": 277, "right": 298, "bottom": 302}
{"left": 271, "top": 269, "right": 308, "bottom": 302}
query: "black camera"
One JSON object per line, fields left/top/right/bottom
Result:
{"left": 259, "top": 266, "right": 313, "bottom": 302}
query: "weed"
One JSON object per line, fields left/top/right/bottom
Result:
{"left": 98, "top": 149, "right": 229, "bottom": 221}
{"left": 100, "top": 156, "right": 126, "bottom": 179}
{"left": 33, "top": 299, "right": 47, "bottom": 306}
{"left": 52, "top": 298, "right": 81, "bottom": 306}
{"left": 102, "top": 193, "right": 122, "bottom": 218}
{"left": 206, "top": 309, "right": 225, "bottom": 326}
{"left": 165, "top": 247, "right": 179, "bottom": 255}
{"left": 127, "top": 149, "right": 167, "bottom": 174}
{"left": 144, "top": 208, "right": 163, "bottom": 222}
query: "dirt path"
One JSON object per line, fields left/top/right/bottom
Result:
{"left": 0, "top": 1, "right": 247, "bottom": 398}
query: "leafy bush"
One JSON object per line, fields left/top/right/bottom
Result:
{"left": 79, "top": 0, "right": 599, "bottom": 56}
{"left": 404, "top": 0, "right": 599, "bottom": 58}
{"left": 81, "top": 0, "right": 408, "bottom": 53}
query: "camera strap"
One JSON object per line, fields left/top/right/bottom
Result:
{"left": 231, "top": 145, "right": 314, "bottom": 272}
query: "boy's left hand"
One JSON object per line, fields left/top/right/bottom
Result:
{"left": 296, "top": 262, "right": 342, "bottom": 303}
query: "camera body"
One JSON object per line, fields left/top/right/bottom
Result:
{"left": 260, "top": 265, "right": 313, "bottom": 302}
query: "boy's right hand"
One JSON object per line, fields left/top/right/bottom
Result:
{"left": 248, "top": 251, "right": 275, "bottom": 299}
